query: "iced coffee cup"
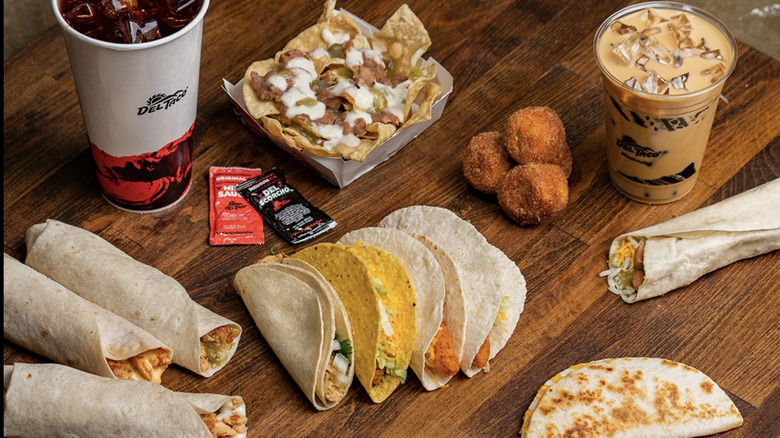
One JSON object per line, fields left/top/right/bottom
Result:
{"left": 53, "top": 0, "right": 210, "bottom": 212}
{"left": 594, "top": 2, "right": 737, "bottom": 204}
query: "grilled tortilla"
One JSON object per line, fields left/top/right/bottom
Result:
{"left": 520, "top": 357, "right": 743, "bottom": 437}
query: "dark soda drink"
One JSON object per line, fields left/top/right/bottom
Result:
{"left": 59, "top": 0, "right": 204, "bottom": 44}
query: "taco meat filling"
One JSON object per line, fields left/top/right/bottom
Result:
{"left": 424, "top": 321, "right": 459, "bottom": 376}
{"left": 200, "top": 325, "right": 240, "bottom": 373}
{"left": 324, "top": 337, "right": 353, "bottom": 402}
{"left": 472, "top": 334, "right": 490, "bottom": 368}
{"left": 200, "top": 397, "right": 247, "bottom": 438}
{"left": 106, "top": 347, "right": 171, "bottom": 384}
{"left": 604, "top": 237, "right": 646, "bottom": 293}
{"left": 372, "top": 279, "right": 407, "bottom": 386}
{"left": 248, "top": 28, "right": 419, "bottom": 151}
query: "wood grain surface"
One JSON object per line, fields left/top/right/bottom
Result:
{"left": 4, "top": 1, "right": 779, "bottom": 436}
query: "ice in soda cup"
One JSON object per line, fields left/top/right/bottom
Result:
{"left": 594, "top": 2, "right": 737, "bottom": 204}
{"left": 53, "top": 0, "right": 210, "bottom": 212}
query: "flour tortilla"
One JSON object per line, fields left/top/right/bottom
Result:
{"left": 234, "top": 259, "right": 354, "bottom": 410}
{"left": 24, "top": 219, "right": 241, "bottom": 377}
{"left": 520, "top": 357, "right": 743, "bottom": 437}
{"left": 339, "top": 227, "right": 464, "bottom": 390}
{"left": 379, "top": 205, "right": 526, "bottom": 377}
{"left": 604, "top": 178, "right": 780, "bottom": 303}
{"left": 3, "top": 363, "right": 246, "bottom": 438}
{"left": 4, "top": 253, "right": 172, "bottom": 383}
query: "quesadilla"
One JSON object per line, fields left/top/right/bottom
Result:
{"left": 234, "top": 258, "right": 354, "bottom": 410}
{"left": 520, "top": 357, "right": 743, "bottom": 437}
{"left": 4, "top": 253, "right": 172, "bottom": 383}
{"left": 24, "top": 219, "right": 241, "bottom": 377}
{"left": 339, "top": 227, "right": 464, "bottom": 390}
{"left": 3, "top": 363, "right": 247, "bottom": 438}
{"left": 379, "top": 205, "right": 527, "bottom": 377}
{"left": 601, "top": 178, "right": 780, "bottom": 303}
{"left": 292, "top": 242, "right": 416, "bottom": 403}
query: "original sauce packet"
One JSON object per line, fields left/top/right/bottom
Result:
{"left": 209, "top": 166, "right": 265, "bottom": 246}
{"left": 237, "top": 168, "right": 337, "bottom": 245}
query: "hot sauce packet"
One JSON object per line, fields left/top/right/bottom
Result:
{"left": 209, "top": 167, "right": 265, "bottom": 246}
{"left": 237, "top": 168, "right": 337, "bottom": 245}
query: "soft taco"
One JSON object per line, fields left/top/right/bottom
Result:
{"left": 601, "top": 178, "right": 780, "bottom": 303}
{"left": 291, "top": 242, "right": 416, "bottom": 403}
{"left": 24, "top": 219, "right": 241, "bottom": 378}
{"left": 4, "top": 253, "right": 172, "bottom": 384}
{"left": 379, "top": 205, "right": 527, "bottom": 377}
{"left": 243, "top": 0, "right": 442, "bottom": 162}
{"left": 339, "top": 227, "right": 464, "bottom": 390}
{"left": 3, "top": 363, "right": 247, "bottom": 438}
{"left": 234, "top": 258, "right": 354, "bottom": 410}
{"left": 520, "top": 357, "right": 743, "bottom": 437}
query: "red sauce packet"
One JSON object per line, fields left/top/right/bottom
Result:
{"left": 209, "top": 167, "right": 265, "bottom": 246}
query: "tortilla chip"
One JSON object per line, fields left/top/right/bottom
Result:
{"left": 370, "top": 4, "right": 432, "bottom": 80}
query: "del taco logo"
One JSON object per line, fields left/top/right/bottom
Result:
{"left": 137, "top": 88, "right": 188, "bottom": 115}
{"left": 617, "top": 135, "right": 667, "bottom": 166}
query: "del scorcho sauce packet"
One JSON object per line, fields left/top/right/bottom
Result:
{"left": 209, "top": 167, "right": 264, "bottom": 245}
{"left": 237, "top": 168, "right": 337, "bottom": 245}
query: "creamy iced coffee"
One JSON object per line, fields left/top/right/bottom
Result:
{"left": 594, "top": 2, "right": 736, "bottom": 203}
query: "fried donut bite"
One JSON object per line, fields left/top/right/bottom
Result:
{"left": 504, "top": 106, "right": 571, "bottom": 177}
{"left": 463, "top": 131, "right": 513, "bottom": 194}
{"left": 497, "top": 163, "right": 569, "bottom": 225}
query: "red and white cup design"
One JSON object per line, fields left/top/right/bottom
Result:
{"left": 52, "top": 0, "right": 210, "bottom": 212}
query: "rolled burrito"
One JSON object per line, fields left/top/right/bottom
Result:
{"left": 4, "top": 253, "right": 172, "bottom": 383}
{"left": 601, "top": 178, "right": 780, "bottom": 303}
{"left": 24, "top": 219, "right": 242, "bottom": 377}
{"left": 3, "top": 363, "right": 247, "bottom": 438}
{"left": 234, "top": 258, "right": 355, "bottom": 410}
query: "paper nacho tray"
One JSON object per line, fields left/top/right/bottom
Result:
{"left": 222, "top": 10, "right": 454, "bottom": 188}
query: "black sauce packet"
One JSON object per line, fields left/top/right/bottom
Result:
{"left": 236, "top": 167, "right": 337, "bottom": 245}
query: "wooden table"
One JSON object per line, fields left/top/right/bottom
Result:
{"left": 4, "top": 1, "right": 779, "bottom": 436}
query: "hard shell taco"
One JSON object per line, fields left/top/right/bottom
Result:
{"left": 292, "top": 242, "right": 417, "bottom": 403}
{"left": 339, "top": 227, "right": 464, "bottom": 390}
{"left": 243, "top": 0, "right": 442, "bottom": 162}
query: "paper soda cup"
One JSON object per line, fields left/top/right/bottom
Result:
{"left": 52, "top": 0, "right": 210, "bottom": 212}
{"left": 594, "top": 2, "right": 737, "bottom": 204}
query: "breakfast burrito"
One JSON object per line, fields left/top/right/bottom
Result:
{"left": 292, "top": 242, "right": 417, "bottom": 403}
{"left": 339, "top": 227, "right": 464, "bottom": 390}
{"left": 3, "top": 363, "right": 247, "bottom": 438}
{"left": 243, "top": 0, "right": 441, "bottom": 162}
{"left": 379, "top": 205, "right": 527, "bottom": 377}
{"left": 24, "top": 219, "right": 242, "bottom": 377}
{"left": 520, "top": 357, "right": 743, "bottom": 437}
{"left": 601, "top": 178, "right": 780, "bottom": 303}
{"left": 4, "top": 253, "right": 172, "bottom": 383}
{"left": 234, "top": 258, "right": 354, "bottom": 410}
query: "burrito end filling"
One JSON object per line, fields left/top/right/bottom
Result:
{"left": 200, "top": 325, "right": 241, "bottom": 372}
{"left": 324, "top": 337, "right": 353, "bottom": 402}
{"left": 106, "top": 347, "right": 171, "bottom": 384}
{"left": 604, "top": 237, "right": 646, "bottom": 293}
{"left": 200, "top": 397, "right": 247, "bottom": 438}
{"left": 424, "top": 321, "right": 459, "bottom": 377}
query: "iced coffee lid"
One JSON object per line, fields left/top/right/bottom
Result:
{"left": 594, "top": 1, "right": 737, "bottom": 98}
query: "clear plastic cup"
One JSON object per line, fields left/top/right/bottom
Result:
{"left": 52, "top": 0, "right": 210, "bottom": 212}
{"left": 594, "top": 2, "right": 737, "bottom": 204}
